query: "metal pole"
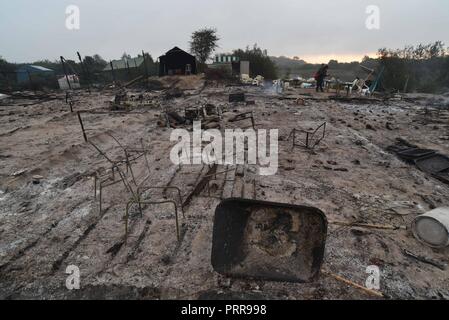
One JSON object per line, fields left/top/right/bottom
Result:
{"left": 77, "top": 51, "right": 91, "bottom": 93}
{"left": 26, "top": 70, "right": 36, "bottom": 92}
{"left": 126, "top": 59, "right": 131, "bottom": 81}
{"left": 1, "top": 71, "right": 12, "bottom": 91}
{"left": 133, "top": 59, "right": 138, "bottom": 79}
{"left": 110, "top": 61, "right": 116, "bottom": 84}
{"left": 77, "top": 111, "right": 88, "bottom": 142}
{"left": 66, "top": 92, "right": 74, "bottom": 112}
{"left": 60, "top": 56, "right": 72, "bottom": 90}
{"left": 142, "top": 50, "right": 149, "bottom": 88}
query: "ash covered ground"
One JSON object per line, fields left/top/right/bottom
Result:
{"left": 1, "top": 76, "right": 448, "bottom": 299}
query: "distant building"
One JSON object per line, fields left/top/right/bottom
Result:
{"left": 214, "top": 54, "right": 239, "bottom": 64}
{"left": 210, "top": 54, "right": 250, "bottom": 76}
{"left": 240, "top": 61, "right": 250, "bottom": 76}
{"left": 16, "top": 65, "right": 54, "bottom": 85}
{"left": 159, "top": 47, "right": 197, "bottom": 76}
{"left": 58, "top": 74, "right": 81, "bottom": 90}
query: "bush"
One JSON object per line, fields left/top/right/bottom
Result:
{"left": 233, "top": 44, "right": 278, "bottom": 80}
{"left": 378, "top": 42, "right": 449, "bottom": 93}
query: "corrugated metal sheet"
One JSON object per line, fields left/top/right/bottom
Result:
{"left": 28, "top": 65, "right": 53, "bottom": 72}
{"left": 16, "top": 65, "right": 54, "bottom": 73}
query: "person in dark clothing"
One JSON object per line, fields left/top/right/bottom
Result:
{"left": 315, "top": 64, "right": 329, "bottom": 92}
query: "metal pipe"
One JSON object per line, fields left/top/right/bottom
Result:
{"left": 142, "top": 50, "right": 149, "bottom": 88}
{"left": 77, "top": 111, "right": 88, "bottom": 142}
{"left": 109, "top": 60, "right": 116, "bottom": 83}
{"left": 60, "top": 56, "right": 72, "bottom": 90}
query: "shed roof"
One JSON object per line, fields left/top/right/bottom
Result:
{"left": 17, "top": 65, "right": 54, "bottom": 73}
{"left": 159, "top": 47, "right": 195, "bottom": 59}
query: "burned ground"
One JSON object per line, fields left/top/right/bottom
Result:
{"left": 0, "top": 77, "right": 448, "bottom": 299}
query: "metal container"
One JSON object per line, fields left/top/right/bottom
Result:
{"left": 211, "top": 198, "right": 328, "bottom": 283}
{"left": 396, "top": 148, "right": 435, "bottom": 161}
{"left": 412, "top": 207, "right": 449, "bottom": 248}
{"left": 415, "top": 154, "right": 449, "bottom": 174}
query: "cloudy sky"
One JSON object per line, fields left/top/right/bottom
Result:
{"left": 1, "top": 0, "right": 448, "bottom": 63}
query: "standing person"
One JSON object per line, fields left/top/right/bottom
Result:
{"left": 314, "top": 64, "right": 329, "bottom": 92}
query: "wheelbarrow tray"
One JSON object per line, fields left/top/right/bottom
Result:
{"left": 415, "top": 154, "right": 449, "bottom": 174}
{"left": 434, "top": 169, "right": 449, "bottom": 185}
{"left": 396, "top": 148, "right": 436, "bottom": 161}
{"left": 211, "top": 198, "right": 328, "bottom": 283}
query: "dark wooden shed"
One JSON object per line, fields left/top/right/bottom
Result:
{"left": 159, "top": 47, "right": 197, "bottom": 76}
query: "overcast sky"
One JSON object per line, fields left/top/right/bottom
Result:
{"left": 1, "top": 0, "right": 448, "bottom": 63}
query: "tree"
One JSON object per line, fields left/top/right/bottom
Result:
{"left": 233, "top": 44, "right": 278, "bottom": 79}
{"left": 84, "top": 54, "right": 107, "bottom": 73}
{"left": 377, "top": 41, "right": 449, "bottom": 93}
{"left": 121, "top": 52, "right": 132, "bottom": 60}
{"left": 328, "top": 59, "right": 339, "bottom": 67}
{"left": 0, "top": 56, "right": 16, "bottom": 90}
{"left": 284, "top": 67, "right": 292, "bottom": 79}
{"left": 0, "top": 56, "right": 15, "bottom": 72}
{"left": 81, "top": 54, "right": 108, "bottom": 82}
{"left": 189, "top": 28, "right": 220, "bottom": 64}
{"left": 93, "top": 54, "right": 107, "bottom": 65}
{"left": 429, "top": 41, "right": 445, "bottom": 58}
